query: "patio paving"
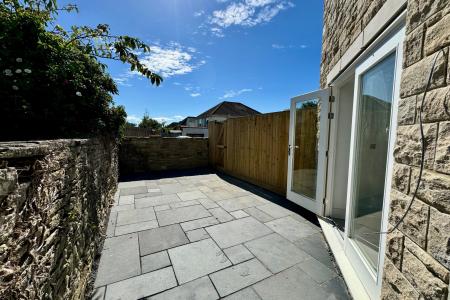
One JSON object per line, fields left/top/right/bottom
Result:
{"left": 93, "top": 172, "right": 350, "bottom": 300}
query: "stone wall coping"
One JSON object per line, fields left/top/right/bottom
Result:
{"left": 0, "top": 139, "right": 93, "bottom": 159}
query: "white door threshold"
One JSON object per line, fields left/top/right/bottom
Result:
{"left": 318, "top": 219, "right": 371, "bottom": 300}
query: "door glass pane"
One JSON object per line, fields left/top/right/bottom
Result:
{"left": 352, "top": 53, "right": 396, "bottom": 271}
{"left": 292, "top": 99, "right": 319, "bottom": 200}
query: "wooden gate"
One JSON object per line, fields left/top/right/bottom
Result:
{"left": 208, "top": 111, "right": 289, "bottom": 195}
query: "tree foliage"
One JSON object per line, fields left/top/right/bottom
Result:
{"left": 138, "top": 113, "right": 164, "bottom": 130}
{"left": 0, "top": 0, "right": 162, "bottom": 140}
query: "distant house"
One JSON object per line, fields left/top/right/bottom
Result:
{"left": 181, "top": 101, "right": 260, "bottom": 137}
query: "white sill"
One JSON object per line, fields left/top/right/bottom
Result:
{"left": 318, "top": 219, "right": 371, "bottom": 300}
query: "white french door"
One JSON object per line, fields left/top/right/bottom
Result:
{"left": 343, "top": 26, "right": 405, "bottom": 299}
{"left": 286, "top": 88, "right": 331, "bottom": 215}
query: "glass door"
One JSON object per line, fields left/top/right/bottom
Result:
{"left": 287, "top": 88, "right": 330, "bottom": 215}
{"left": 344, "top": 26, "right": 404, "bottom": 299}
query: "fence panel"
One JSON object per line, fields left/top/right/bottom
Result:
{"left": 208, "top": 111, "right": 290, "bottom": 195}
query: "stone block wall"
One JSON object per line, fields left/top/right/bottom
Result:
{"left": 383, "top": 1, "right": 450, "bottom": 298}
{"left": 321, "top": 0, "right": 450, "bottom": 299}
{"left": 0, "top": 139, "right": 118, "bottom": 299}
{"left": 119, "top": 137, "right": 208, "bottom": 176}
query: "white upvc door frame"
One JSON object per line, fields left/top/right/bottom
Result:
{"left": 286, "top": 88, "right": 331, "bottom": 215}
{"left": 343, "top": 25, "right": 405, "bottom": 300}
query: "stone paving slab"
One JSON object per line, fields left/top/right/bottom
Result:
{"left": 154, "top": 204, "right": 171, "bottom": 211}
{"left": 253, "top": 264, "right": 332, "bottom": 300}
{"left": 181, "top": 216, "right": 219, "bottom": 231}
{"left": 119, "top": 195, "right": 134, "bottom": 205}
{"left": 139, "top": 224, "right": 189, "bottom": 256}
{"left": 92, "top": 287, "right": 106, "bottom": 300}
{"left": 204, "top": 190, "right": 235, "bottom": 201}
{"left": 141, "top": 251, "right": 171, "bottom": 274}
{"left": 115, "top": 220, "right": 159, "bottom": 236}
{"left": 186, "top": 228, "right": 210, "bottom": 242}
{"left": 320, "top": 277, "right": 350, "bottom": 300}
{"left": 244, "top": 207, "right": 274, "bottom": 223}
{"left": 104, "top": 266, "right": 177, "bottom": 300}
{"left": 94, "top": 233, "right": 140, "bottom": 287}
{"left": 116, "top": 207, "right": 156, "bottom": 226}
{"left": 170, "top": 199, "right": 199, "bottom": 209}
{"left": 159, "top": 183, "right": 191, "bottom": 194}
{"left": 230, "top": 210, "right": 250, "bottom": 219}
{"left": 297, "top": 258, "right": 336, "bottom": 284}
{"left": 106, "top": 211, "right": 117, "bottom": 238}
{"left": 120, "top": 186, "right": 148, "bottom": 196}
{"left": 118, "top": 181, "right": 146, "bottom": 189}
{"left": 209, "top": 258, "right": 272, "bottom": 297}
{"left": 135, "top": 194, "right": 180, "bottom": 208}
{"left": 208, "top": 207, "right": 234, "bottom": 223}
{"left": 157, "top": 205, "right": 211, "bottom": 226}
{"left": 147, "top": 276, "right": 219, "bottom": 300}
{"left": 111, "top": 204, "right": 134, "bottom": 213}
{"left": 177, "top": 190, "right": 208, "bottom": 201}
{"left": 245, "top": 233, "right": 310, "bottom": 273}
{"left": 293, "top": 233, "right": 334, "bottom": 269}
{"left": 206, "top": 217, "right": 273, "bottom": 248}
{"left": 223, "top": 287, "right": 261, "bottom": 300}
{"left": 256, "top": 203, "right": 293, "bottom": 219}
{"left": 217, "top": 195, "right": 265, "bottom": 212}
{"left": 265, "top": 216, "right": 318, "bottom": 242}
{"left": 223, "top": 244, "right": 254, "bottom": 264}
{"left": 197, "top": 198, "right": 220, "bottom": 209}
{"left": 168, "top": 238, "right": 232, "bottom": 284}
{"left": 135, "top": 191, "right": 163, "bottom": 199}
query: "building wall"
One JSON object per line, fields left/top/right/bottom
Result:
{"left": 182, "top": 127, "right": 209, "bottom": 137}
{"left": 0, "top": 138, "right": 118, "bottom": 299}
{"left": 321, "top": 0, "right": 450, "bottom": 299}
{"left": 119, "top": 137, "right": 209, "bottom": 175}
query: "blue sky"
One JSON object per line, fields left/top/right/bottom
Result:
{"left": 57, "top": 0, "right": 324, "bottom": 125}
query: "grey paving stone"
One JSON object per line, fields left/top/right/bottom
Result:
{"left": 230, "top": 210, "right": 250, "bottom": 219}
{"left": 148, "top": 188, "right": 161, "bottom": 193}
{"left": 265, "top": 216, "right": 317, "bottom": 242}
{"left": 256, "top": 203, "right": 293, "bottom": 219}
{"left": 94, "top": 233, "right": 140, "bottom": 287}
{"left": 154, "top": 204, "right": 171, "bottom": 212}
{"left": 141, "top": 251, "right": 171, "bottom": 273}
{"left": 104, "top": 266, "right": 177, "bottom": 300}
{"left": 135, "top": 191, "right": 163, "bottom": 199}
{"left": 181, "top": 216, "right": 219, "bottom": 231}
{"left": 177, "top": 190, "right": 207, "bottom": 201}
{"left": 116, "top": 207, "right": 156, "bottom": 226}
{"left": 297, "top": 258, "right": 336, "bottom": 284}
{"left": 119, "top": 181, "right": 146, "bottom": 189}
{"left": 253, "top": 265, "right": 331, "bottom": 300}
{"left": 145, "top": 181, "right": 159, "bottom": 188}
{"left": 204, "top": 190, "right": 235, "bottom": 201}
{"left": 209, "top": 207, "right": 234, "bottom": 223}
{"left": 186, "top": 228, "right": 210, "bottom": 242}
{"left": 139, "top": 224, "right": 189, "bottom": 256}
{"left": 147, "top": 276, "right": 219, "bottom": 300}
{"left": 157, "top": 205, "right": 211, "bottom": 226}
{"left": 119, "top": 195, "right": 134, "bottom": 205}
{"left": 106, "top": 211, "right": 117, "bottom": 238}
{"left": 170, "top": 199, "right": 199, "bottom": 208}
{"left": 223, "top": 244, "right": 254, "bottom": 264}
{"left": 198, "top": 186, "right": 214, "bottom": 193}
{"left": 120, "top": 186, "right": 148, "bottom": 196}
{"left": 111, "top": 204, "right": 134, "bottom": 212}
{"left": 245, "top": 233, "right": 310, "bottom": 273}
{"left": 244, "top": 207, "right": 274, "bottom": 223}
{"left": 135, "top": 194, "right": 180, "bottom": 209}
{"left": 293, "top": 233, "right": 334, "bottom": 269}
{"left": 91, "top": 286, "right": 106, "bottom": 300}
{"left": 168, "top": 238, "right": 231, "bottom": 284}
{"left": 206, "top": 217, "right": 273, "bottom": 248}
{"left": 223, "top": 287, "right": 261, "bottom": 300}
{"left": 159, "top": 183, "right": 191, "bottom": 194}
{"left": 157, "top": 178, "right": 178, "bottom": 184}
{"left": 217, "top": 195, "right": 265, "bottom": 212}
{"left": 198, "top": 198, "right": 219, "bottom": 209}
{"left": 115, "top": 220, "right": 159, "bottom": 236}
{"left": 209, "top": 258, "right": 271, "bottom": 297}
{"left": 320, "top": 277, "right": 351, "bottom": 300}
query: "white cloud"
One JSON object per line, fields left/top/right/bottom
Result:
{"left": 194, "top": 10, "right": 205, "bottom": 17}
{"left": 221, "top": 88, "right": 253, "bottom": 99}
{"left": 153, "top": 115, "right": 186, "bottom": 123}
{"left": 190, "top": 93, "right": 201, "bottom": 97}
{"left": 209, "top": 0, "right": 294, "bottom": 31}
{"left": 126, "top": 115, "right": 142, "bottom": 124}
{"left": 272, "top": 43, "right": 308, "bottom": 49}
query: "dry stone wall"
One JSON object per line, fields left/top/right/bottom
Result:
{"left": 119, "top": 137, "right": 209, "bottom": 176}
{"left": 321, "top": 0, "right": 450, "bottom": 299}
{"left": 0, "top": 138, "right": 118, "bottom": 299}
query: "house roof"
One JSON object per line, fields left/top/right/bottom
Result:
{"left": 197, "top": 101, "right": 260, "bottom": 119}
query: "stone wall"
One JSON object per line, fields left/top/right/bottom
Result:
{"left": 0, "top": 138, "right": 118, "bottom": 299}
{"left": 321, "top": 0, "right": 450, "bottom": 299}
{"left": 320, "top": 0, "right": 387, "bottom": 88}
{"left": 383, "top": 1, "right": 450, "bottom": 299}
{"left": 119, "top": 137, "right": 208, "bottom": 176}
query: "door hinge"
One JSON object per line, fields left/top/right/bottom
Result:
{"left": 329, "top": 95, "right": 335, "bottom": 103}
{"left": 325, "top": 150, "right": 328, "bottom": 157}
{"left": 323, "top": 198, "right": 326, "bottom": 205}
{"left": 328, "top": 112, "right": 334, "bottom": 119}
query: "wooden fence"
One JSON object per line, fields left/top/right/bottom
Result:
{"left": 208, "top": 111, "right": 290, "bottom": 195}
{"left": 124, "top": 127, "right": 154, "bottom": 137}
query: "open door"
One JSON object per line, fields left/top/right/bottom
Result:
{"left": 286, "top": 88, "right": 331, "bottom": 215}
